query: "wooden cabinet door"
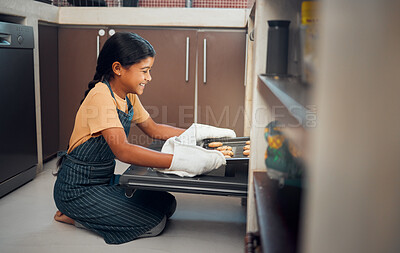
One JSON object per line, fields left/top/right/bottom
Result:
{"left": 39, "top": 24, "right": 59, "bottom": 159}
{"left": 113, "top": 28, "right": 197, "bottom": 146}
{"left": 58, "top": 26, "right": 107, "bottom": 150}
{"left": 197, "top": 30, "right": 246, "bottom": 136}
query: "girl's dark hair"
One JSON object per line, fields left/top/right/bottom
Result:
{"left": 81, "top": 32, "right": 156, "bottom": 104}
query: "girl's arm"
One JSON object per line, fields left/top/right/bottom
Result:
{"left": 102, "top": 127, "right": 173, "bottom": 168}
{"left": 136, "top": 117, "right": 185, "bottom": 140}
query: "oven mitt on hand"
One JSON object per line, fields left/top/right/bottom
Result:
{"left": 178, "top": 123, "right": 237, "bottom": 145}
{"left": 158, "top": 136, "right": 226, "bottom": 177}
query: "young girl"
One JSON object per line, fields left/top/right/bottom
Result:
{"left": 53, "top": 32, "right": 232, "bottom": 244}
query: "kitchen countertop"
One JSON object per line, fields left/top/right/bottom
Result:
{"left": 0, "top": 0, "right": 248, "bottom": 28}
{"left": 59, "top": 7, "right": 249, "bottom": 28}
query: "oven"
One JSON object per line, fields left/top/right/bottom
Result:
{"left": 119, "top": 138, "right": 249, "bottom": 198}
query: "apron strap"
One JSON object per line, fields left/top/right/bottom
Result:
{"left": 58, "top": 150, "right": 114, "bottom": 167}
{"left": 103, "top": 79, "right": 133, "bottom": 112}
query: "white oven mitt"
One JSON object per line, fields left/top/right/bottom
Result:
{"left": 178, "top": 123, "right": 237, "bottom": 145}
{"left": 158, "top": 136, "right": 226, "bottom": 177}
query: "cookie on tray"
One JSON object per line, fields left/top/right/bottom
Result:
{"left": 208, "top": 142, "right": 223, "bottom": 148}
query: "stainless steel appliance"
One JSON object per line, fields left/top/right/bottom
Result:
{"left": 0, "top": 21, "right": 37, "bottom": 198}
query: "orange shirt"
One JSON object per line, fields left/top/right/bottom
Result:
{"left": 68, "top": 82, "right": 149, "bottom": 153}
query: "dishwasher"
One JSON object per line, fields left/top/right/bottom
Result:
{"left": 0, "top": 21, "right": 37, "bottom": 198}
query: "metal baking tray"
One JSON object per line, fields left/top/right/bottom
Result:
{"left": 198, "top": 137, "right": 250, "bottom": 164}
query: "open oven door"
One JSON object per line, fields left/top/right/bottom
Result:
{"left": 119, "top": 138, "right": 249, "bottom": 198}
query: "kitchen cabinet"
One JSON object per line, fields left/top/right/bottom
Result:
{"left": 58, "top": 26, "right": 107, "bottom": 150}
{"left": 39, "top": 23, "right": 59, "bottom": 160}
{"left": 57, "top": 25, "right": 245, "bottom": 150}
{"left": 196, "top": 31, "right": 246, "bottom": 135}
{"left": 59, "top": 27, "right": 246, "bottom": 147}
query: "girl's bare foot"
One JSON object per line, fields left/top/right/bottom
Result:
{"left": 54, "top": 210, "right": 75, "bottom": 225}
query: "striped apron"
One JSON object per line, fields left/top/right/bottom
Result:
{"left": 54, "top": 80, "right": 175, "bottom": 244}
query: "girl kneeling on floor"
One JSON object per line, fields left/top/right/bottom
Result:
{"left": 53, "top": 32, "right": 233, "bottom": 244}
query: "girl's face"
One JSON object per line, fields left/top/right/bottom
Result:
{"left": 120, "top": 56, "right": 154, "bottom": 96}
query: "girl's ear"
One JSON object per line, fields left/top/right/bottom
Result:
{"left": 112, "top": 61, "right": 122, "bottom": 76}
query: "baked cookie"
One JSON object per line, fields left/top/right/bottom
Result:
{"left": 208, "top": 142, "right": 223, "bottom": 148}
{"left": 243, "top": 150, "right": 250, "bottom": 156}
{"left": 220, "top": 150, "right": 234, "bottom": 157}
{"left": 246, "top": 140, "right": 251, "bottom": 145}
{"left": 243, "top": 145, "right": 250, "bottom": 150}
{"left": 217, "top": 145, "right": 232, "bottom": 151}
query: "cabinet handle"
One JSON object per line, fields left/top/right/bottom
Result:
{"left": 186, "top": 37, "right": 189, "bottom": 82}
{"left": 203, "top": 38, "right": 207, "bottom": 84}
{"left": 97, "top": 29, "right": 106, "bottom": 58}
{"left": 244, "top": 33, "right": 249, "bottom": 87}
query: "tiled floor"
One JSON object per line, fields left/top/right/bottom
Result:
{"left": 0, "top": 159, "right": 246, "bottom": 253}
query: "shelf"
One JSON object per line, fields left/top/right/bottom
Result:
{"left": 253, "top": 171, "right": 302, "bottom": 253}
{"left": 258, "top": 75, "right": 313, "bottom": 129}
